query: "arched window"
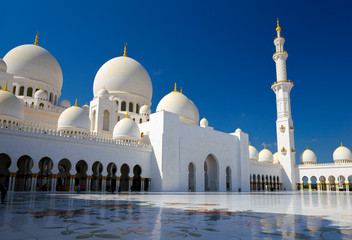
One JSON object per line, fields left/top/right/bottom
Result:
{"left": 103, "top": 110, "right": 110, "bottom": 131}
{"left": 129, "top": 102, "right": 134, "bottom": 112}
{"left": 27, "top": 87, "right": 33, "bottom": 97}
{"left": 49, "top": 93, "right": 53, "bottom": 102}
{"left": 12, "top": 86, "right": 16, "bottom": 95}
{"left": 121, "top": 101, "right": 126, "bottom": 111}
{"left": 136, "top": 104, "right": 140, "bottom": 114}
{"left": 39, "top": 103, "right": 44, "bottom": 108}
{"left": 133, "top": 118, "right": 135, "bottom": 122}
{"left": 92, "top": 110, "right": 96, "bottom": 131}
{"left": 139, "top": 118, "right": 142, "bottom": 123}
{"left": 19, "top": 86, "right": 24, "bottom": 96}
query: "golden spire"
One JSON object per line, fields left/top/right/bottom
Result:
{"left": 126, "top": 112, "right": 129, "bottom": 118}
{"left": 4, "top": 82, "right": 8, "bottom": 91}
{"left": 173, "top": 82, "right": 177, "bottom": 92}
{"left": 276, "top": 18, "right": 281, "bottom": 32}
{"left": 264, "top": 144, "right": 267, "bottom": 149}
{"left": 306, "top": 146, "right": 308, "bottom": 150}
{"left": 123, "top": 42, "right": 127, "bottom": 57}
{"left": 34, "top": 31, "right": 39, "bottom": 46}
{"left": 341, "top": 141, "right": 343, "bottom": 147}
{"left": 180, "top": 86, "right": 183, "bottom": 94}
{"left": 74, "top": 99, "right": 78, "bottom": 107}
{"left": 249, "top": 141, "right": 251, "bottom": 146}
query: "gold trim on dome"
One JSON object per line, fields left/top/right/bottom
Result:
{"left": 272, "top": 51, "right": 288, "bottom": 57}
{"left": 34, "top": 31, "right": 39, "bottom": 46}
{"left": 281, "top": 147, "right": 287, "bottom": 153}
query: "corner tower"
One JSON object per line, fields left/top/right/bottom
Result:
{"left": 271, "top": 19, "right": 296, "bottom": 190}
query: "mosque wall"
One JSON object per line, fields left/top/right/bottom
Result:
{"left": 143, "top": 111, "right": 248, "bottom": 192}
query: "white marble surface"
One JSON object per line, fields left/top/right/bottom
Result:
{"left": 0, "top": 192, "right": 352, "bottom": 239}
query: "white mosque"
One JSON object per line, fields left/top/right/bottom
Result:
{"left": 0, "top": 20, "right": 351, "bottom": 193}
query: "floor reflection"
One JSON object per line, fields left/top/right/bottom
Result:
{"left": 0, "top": 192, "right": 351, "bottom": 239}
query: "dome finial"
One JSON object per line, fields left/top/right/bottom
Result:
{"left": 34, "top": 31, "right": 39, "bottom": 46}
{"left": 75, "top": 99, "right": 78, "bottom": 107}
{"left": 249, "top": 141, "right": 251, "bottom": 146}
{"left": 276, "top": 18, "right": 281, "bottom": 32}
{"left": 126, "top": 111, "right": 129, "bottom": 118}
{"left": 180, "top": 86, "right": 183, "bottom": 93}
{"left": 173, "top": 82, "right": 177, "bottom": 92}
{"left": 123, "top": 42, "right": 127, "bottom": 57}
{"left": 264, "top": 144, "right": 267, "bottom": 149}
{"left": 341, "top": 141, "right": 343, "bottom": 147}
{"left": 306, "top": 145, "right": 308, "bottom": 150}
{"left": 4, "top": 82, "right": 8, "bottom": 91}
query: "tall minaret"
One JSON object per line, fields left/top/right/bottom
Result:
{"left": 271, "top": 19, "right": 296, "bottom": 191}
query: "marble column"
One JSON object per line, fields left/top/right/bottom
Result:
{"left": 308, "top": 182, "right": 312, "bottom": 191}
{"left": 346, "top": 183, "right": 350, "bottom": 192}
{"left": 102, "top": 176, "right": 107, "bottom": 192}
{"left": 86, "top": 176, "right": 91, "bottom": 192}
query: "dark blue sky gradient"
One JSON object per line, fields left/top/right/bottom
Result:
{"left": 1, "top": 0, "right": 352, "bottom": 163}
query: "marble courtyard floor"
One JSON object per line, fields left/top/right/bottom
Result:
{"left": 0, "top": 192, "right": 352, "bottom": 239}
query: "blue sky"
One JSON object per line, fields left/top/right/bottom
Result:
{"left": 1, "top": 0, "right": 352, "bottom": 163}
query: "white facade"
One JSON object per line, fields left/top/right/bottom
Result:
{"left": 0, "top": 22, "right": 351, "bottom": 193}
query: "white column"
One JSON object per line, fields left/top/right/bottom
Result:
{"left": 308, "top": 181, "right": 312, "bottom": 191}
{"left": 102, "top": 177, "right": 106, "bottom": 192}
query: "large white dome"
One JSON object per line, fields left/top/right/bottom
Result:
{"left": 249, "top": 144, "right": 259, "bottom": 161}
{"left": 258, "top": 148, "right": 273, "bottom": 163}
{"left": 300, "top": 148, "right": 317, "bottom": 164}
{"left": 113, "top": 117, "right": 140, "bottom": 141}
{"left": 58, "top": 106, "right": 91, "bottom": 134}
{"left": 156, "top": 91, "right": 199, "bottom": 125}
{"left": 93, "top": 56, "right": 152, "bottom": 100}
{"left": 0, "top": 87, "right": 24, "bottom": 124}
{"left": 333, "top": 144, "right": 352, "bottom": 162}
{"left": 3, "top": 44, "right": 63, "bottom": 90}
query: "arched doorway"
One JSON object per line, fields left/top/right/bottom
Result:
{"left": 106, "top": 163, "right": 117, "bottom": 192}
{"left": 226, "top": 166, "right": 231, "bottom": 191}
{"left": 15, "top": 155, "right": 34, "bottom": 191}
{"left": 204, "top": 154, "right": 218, "bottom": 192}
{"left": 188, "top": 163, "right": 195, "bottom": 192}
{"left": 328, "top": 176, "right": 335, "bottom": 191}
{"left": 57, "top": 159, "right": 71, "bottom": 191}
{"left": 75, "top": 160, "right": 88, "bottom": 191}
{"left": 338, "top": 175, "right": 345, "bottom": 191}
{"left": 0, "top": 153, "right": 11, "bottom": 186}
{"left": 131, "top": 165, "right": 142, "bottom": 192}
{"left": 311, "top": 176, "right": 317, "bottom": 190}
{"left": 319, "top": 176, "right": 326, "bottom": 191}
{"left": 37, "top": 157, "right": 53, "bottom": 191}
{"left": 119, "top": 164, "right": 130, "bottom": 191}
{"left": 91, "top": 161, "right": 103, "bottom": 191}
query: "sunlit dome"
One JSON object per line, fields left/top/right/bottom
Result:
{"left": 60, "top": 98, "right": 71, "bottom": 108}
{"left": 113, "top": 116, "right": 140, "bottom": 141}
{"left": 58, "top": 105, "right": 91, "bottom": 134}
{"left": 300, "top": 148, "right": 317, "bottom": 164}
{"left": 34, "top": 89, "right": 47, "bottom": 100}
{"left": 258, "top": 147, "right": 273, "bottom": 163}
{"left": 81, "top": 103, "right": 89, "bottom": 115}
{"left": 3, "top": 44, "right": 63, "bottom": 91}
{"left": 156, "top": 89, "right": 199, "bottom": 125}
{"left": 273, "top": 152, "right": 279, "bottom": 164}
{"left": 249, "top": 144, "right": 259, "bottom": 161}
{"left": 200, "top": 117, "right": 208, "bottom": 128}
{"left": 93, "top": 56, "right": 152, "bottom": 101}
{"left": 333, "top": 143, "right": 352, "bottom": 162}
{"left": 139, "top": 104, "right": 151, "bottom": 115}
{"left": 96, "top": 88, "right": 110, "bottom": 99}
{"left": 0, "top": 85, "right": 24, "bottom": 124}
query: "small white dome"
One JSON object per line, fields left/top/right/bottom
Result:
{"left": 96, "top": 88, "right": 110, "bottom": 99}
{"left": 300, "top": 148, "right": 317, "bottom": 164}
{"left": 139, "top": 104, "right": 151, "bottom": 115}
{"left": 3, "top": 44, "right": 63, "bottom": 91}
{"left": 200, "top": 117, "right": 208, "bottom": 127}
{"left": 0, "top": 59, "right": 7, "bottom": 72}
{"left": 58, "top": 106, "right": 91, "bottom": 133}
{"left": 249, "top": 144, "right": 259, "bottom": 161}
{"left": 113, "top": 117, "right": 140, "bottom": 141}
{"left": 34, "top": 89, "right": 47, "bottom": 100}
{"left": 258, "top": 147, "right": 273, "bottom": 163}
{"left": 0, "top": 87, "right": 24, "bottom": 124}
{"left": 235, "top": 128, "right": 242, "bottom": 133}
{"left": 81, "top": 104, "right": 89, "bottom": 115}
{"left": 93, "top": 56, "right": 152, "bottom": 101}
{"left": 333, "top": 144, "right": 352, "bottom": 162}
{"left": 60, "top": 98, "right": 71, "bottom": 108}
{"left": 273, "top": 152, "right": 279, "bottom": 164}
{"left": 156, "top": 91, "right": 199, "bottom": 125}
